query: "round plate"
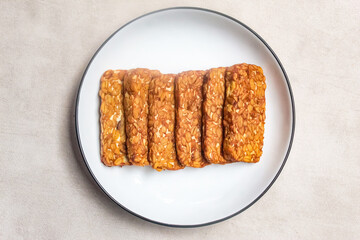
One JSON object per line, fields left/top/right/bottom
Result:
{"left": 75, "top": 7, "right": 295, "bottom": 227}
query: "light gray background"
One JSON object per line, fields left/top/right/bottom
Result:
{"left": 0, "top": 0, "right": 359, "bottom": 239}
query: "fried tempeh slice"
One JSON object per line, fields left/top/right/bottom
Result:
{"left": 223, "top": 64, "right": 266, "bottom": 163}
{"left": 124, "top": 68, "right": 160, "bottom": 166}
{"left": 148, "top": 74, "right": 184, "bottom": 171}
{"left": 99, "top": 70, "right": 129, "bottom": 166}
{"left": 175, "top": 70, "right": 209, "bottom": 168}
{"left": 202, "top": 67, "right": 228, "bottom": 164}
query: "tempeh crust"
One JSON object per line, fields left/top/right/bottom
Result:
{"left": 99, "top": 70, "right": 129, "bottom": 166}
{"left": 124, "top": 68, "right": 160, "bottom": 166}
{"left": 202, "top": 67, "right": 228, "bottom": 164}
{"left": 175, "top": 70, "right": 209, "bottom": 168}
{"left": 223, "top": 64, "right": 266, "bottom": 163}
{"left": 148, "top": 74, "right": 184, "bottom": 171}
{"left": 99, "top": 64, "right": 266, "bottom": 169}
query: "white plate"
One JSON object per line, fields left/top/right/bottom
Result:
{"left": 75, "top": 7, "right": 295, "bottom": 227}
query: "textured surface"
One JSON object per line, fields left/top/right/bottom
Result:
{"left": 202, "top": 67, "right": 228, "bottom": 164}
{"left": 223, "top": 64, "right": 266, "bottom": 163}
{"left": 0, "top": 0, "right": 359, "bottom": 239}
{"left": 148, "top": 74, "right": 183, "bottom": 171}
{"left": 124, "top": 69, "right": 160, "bottom": 166}
{"left": 175, "top": 70, "right": 209, "bottom": 168}
{"left": 99, "top": 70, "right": 128, "bottom": 166}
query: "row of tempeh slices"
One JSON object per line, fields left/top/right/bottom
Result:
{"left": 99, "top": 63, "right": 266, "bottom": 171}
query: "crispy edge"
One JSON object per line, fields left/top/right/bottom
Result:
{"left": 202, "top": 67, "right": 228, "bottom": 164}
{"left": 148, "top": 74, "right": 184, "bottom": 171}
{"left": 124, "top": 68, "right": 157, "bottom": 166}
{"left": 175, "top": 70, "right": 209, "bottom": 168}
{"left": 99, "top": 69, "right": 129, "bottom": 166}
{"left": 223, "top": 64, "right": 266, "bottom": 163}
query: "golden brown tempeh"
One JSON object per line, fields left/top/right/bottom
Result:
{"left": 99, "top": 70, "right": 129, "bottom": 166}
{"left": 124, "top": 68, "right": 160, "bottom": 166}
{"left": 223, "top": 64, "right": 266, "bottom": 163}
{"left": 148, "top": 74, "right": 184, "bottom": 171}
{"left": 202, "top": 67, "right": 228, "bottom": 164}
{"left": 100, "top": 64, "right": 267, "bottom": 170}
{"left": 175, "top": 70, "right": 209, "bottom": 168}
